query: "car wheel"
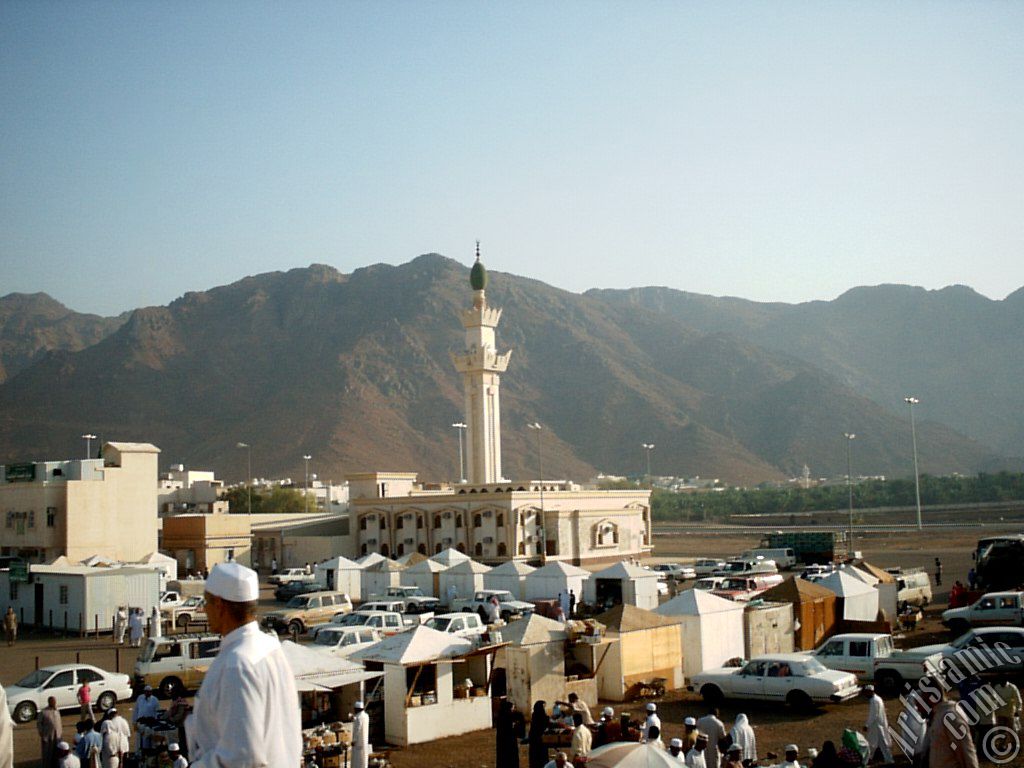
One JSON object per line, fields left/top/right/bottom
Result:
{"left": 176, "top": 614, "right": 191, "bottom": 628}
{"left": 699, "top": 684, "right": 724, "bottom": 705}
{"left": 288, "top": 620, "right": 304, "bottom": 635}
{"left": 501, "top": 611, "right": 513, "bottom": 622}
{"left": 13, "top": 700, "right": 37, "bottom": 724}
{"left": 786, "top": 690, "right": 814, "bottom": 711}
{"left": 97, "top": 690, "right": 118, "bottom": 710}
{"left": 875, "top": 670, "right": 903, "bottom": 697}
{"left": 159, "top": 677, "right": 183, "bottom": 700}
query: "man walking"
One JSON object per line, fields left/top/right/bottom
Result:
{"left": 113, "top": 607, "right": 127, "bottom": 646}
{"left": 185, "top": 562, "right": 301, "bottom": 767}
{"left": 3, "top": 607, "right": 16, "bottom": 647}
{"left": 77, "top": 680, "right": 93, "bottom": 721}
{"left": 351, "top": 700, "right": 369, "bottom": 768}
{"left": 128, "top": 609, "right": 143, "bottom": 648}
{"left": 38, "top": 696, "right": 62, "bottom": 768}
{"left": 697, "top": 708, "right": 726, "bottom": 768}
{"left": 863, "top": 685, "right": 893, "bottom": 764}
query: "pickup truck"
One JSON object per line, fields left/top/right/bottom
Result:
{"left": 813, "top": 633, "right": 898, "bottom": 679}
{"left": 451, "top": 590, "right": 534, "bottom": 622}
{"left": 162, "top": 596, "right": 207, "bottom": 628}
{"left": 375, "top": 586, "right": 442, "bottom": 615}
{"left": 942, "top": 592, "right": 1024, "bottom": 634}
{"left": 427, "top": 612, "right": 488, "bottom": 639}
{"left": 317, "top": 610, "right": 416, "bottom": 638}
{"left": 267, "top": 568, "right": 316, "bottom": 586}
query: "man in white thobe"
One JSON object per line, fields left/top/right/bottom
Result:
{"left": 100, "top": 708, "right": 131, "bottom": 768}
{"left": 864, "top": 685, "right": 893, "bottom": 764}
{"left": 186, "top": 562, "right": 301, "bottom": 768}
{"left": 128, "top": 610, "right": 143, "bottom": 647}
{"left": 559, "top": 590, "right": 571, "bottom": 619}
{"left": 697, "top": 709, "right": 726, "bottom": 768}
{"left": 150, "top": 606, "right": 162, "bottom": 638}
{"left": 780, "top": 744, "right": 802, "bottom": 768}
{"left": 685, "top": 734, "right": 709, "bottom": 768}
{"left": 351, "top": 700, "right": 370, "bottom": 768}
{"left": 132, "top": 687, "right": 160, "bottom": 750}
{"left": 643, "top": 703, "right": 661, "bottom": 741}
{"left": 114, "top": 608, "right": 127, "bottom": 645}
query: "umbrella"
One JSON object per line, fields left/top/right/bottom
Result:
{"left": 585, "top": 742, "right": 683, "bottom": 768}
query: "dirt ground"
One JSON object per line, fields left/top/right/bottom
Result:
{"left": 4, "top": 530, "right": 1023, "bottom": 767}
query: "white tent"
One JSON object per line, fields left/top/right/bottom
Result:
{"left": 281, "top": 640, "right": 382, "bottom": 691}
{"left": 586, "top": 741, "right": 682, "bottom": 768}
{"left": 430, "top": 548, "right": 471, "bottom": 568}
{"left": 314, "top": 555, "right": 363, "bottom": 600}
{"left": 136, "top": 552, "right": 178, "bottom": 585}
{"left": 439, "top": 559, "right": 491, "bottom": 602}
{"left": 525, "top": 561, "right": 589, "bottom": 601}
{"left": 583, "top": 561, "right": 660, "bottom": 611}
{"left": 819, "top": 570, "right": 880, "bottom": 621}
{"left": 355, "top": 552, "right": 387, "bottom": 569}
{"left": 350, "top": 625, "right": 473, "bottom": 665}
{"left": 842, "top": 565, "right": 879, "bottom": 586}
{"left": 361, "top": 559, "right": 406, "bottom": 600}
{"left": 403, "top": 558, "right": 448, "bottom": 598}
{"left": 483, "top": 560, "right": 535, "bottom": 600}
{"left": 655, "top": 589, "right": 746, "bottom": 677}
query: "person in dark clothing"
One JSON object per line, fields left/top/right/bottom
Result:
{"left": 497, "top": 699, "right": 526, "bottom": 768}
{"left": 934, "top": 558, "right": 943, "bottom": 586}
{"left": 528, "top": 701, "right": 551, "bottom": 768}
{"left": 811, "top": 740, "right": 842, "bottom": 768}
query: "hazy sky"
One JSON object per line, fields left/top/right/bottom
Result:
{"left": 2, "top": 2, "right": 1022, "bottom": 316}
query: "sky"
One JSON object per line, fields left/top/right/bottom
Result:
{"left": 2, "top": 2, "right": 1022, "bottom": 316}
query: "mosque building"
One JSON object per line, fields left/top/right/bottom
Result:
{"left": 348, "top": 246, "right": 652, "bottom": 566}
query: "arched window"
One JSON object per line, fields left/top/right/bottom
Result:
{"left": 359, "top": 516, "right": 368, "bottom": 531}
{"left": 473, "top": 514, "right": 482, "bottom": 528}
{"left": 434, "top": 543, "right": 442, "bottom": 554}
{"left": 518, "top": 542, "right": 526, "bottom": 556}
{"left": 456, "top": 543, "right": 466, "bottom": 554}
{"left": 380, "top": 543, "right": 390, "bottom": 557}
{"left": 418, "top": 543, "right": 427, "bottom": 555}
{"left": 361, "top": 543, "right": 368, "bottom": 555}
{"left": 417, "top": 516, "right": 424, "bottom": 529}
{"left": 379, "top": 515, "right": 387, "bottom": 530}
{"left": 497, "top": 543, "right": 507, "bottom": 557}
{"left": 396, "top": 516, "right": 404, "bottom": 529}
{"left": 497, "top": 513, "right": 504, "bottom": 528}
{"left": 475, "top": 543, "right": 483, "bottom": 557}
{"left": 433, "top": 515, "right": 441, "bottom": 529}
{"left": 396, "top": 543, "right": 405, "bottom": 556}
{"left": 456, "top": 514, "right": 463, "bottom": 528}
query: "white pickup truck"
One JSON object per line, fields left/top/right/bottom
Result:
{"left": 267, "top": 568, "right": 316, "bottom": 586}
{"left": 814, "top": 632, "right": 943, "bottom": 694}
{"left": 376, "top": 586, "right": 442, "bottom": 615}
{"left": 942, "top": 592, "right": 1024, "bottom": 634}
{"left": 451, "top": 590, "right": 534, "bottom": 622}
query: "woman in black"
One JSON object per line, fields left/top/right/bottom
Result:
{"left": 496, "top": 699, "right": 526, "bottom": 768}
{"left": 527, "top": 700, "right": 550, "bottom": 768}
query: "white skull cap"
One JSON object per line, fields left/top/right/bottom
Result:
{"left": 206, "top": 562, "right": 259, "bottom": 602}
{"left": 646, "top": 703, "right": 656, "bottom": 712}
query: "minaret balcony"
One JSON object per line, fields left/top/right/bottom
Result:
{"left": 449, "top": 349, "right": 511, "bottom": 373}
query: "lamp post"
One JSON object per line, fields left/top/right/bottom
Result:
{"left": 451, "top": 422, "right": 467, "bottom": 483}
{"left": 303, "top": 454, "right": 312, "bottom": 514}
{"left": 236, "top": 442, "right": 252, "bottom": 516}
{"left": 904, "top": 396, "right": 923, "bottom": 530}
{"left": 844, "top": 433, "right": 856, "bottom": 555}
{"left": 528, "top": 422, "right": 545, "bottom": 557}
{"left": 641, "top": 443, "right": 655, "bottom": 487}
{"left": 81, "top": 433, "right": 97, "bottom": 459}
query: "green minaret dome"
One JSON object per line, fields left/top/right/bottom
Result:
{"left": 470, "top": 244, "right": 488, "bottom": 290}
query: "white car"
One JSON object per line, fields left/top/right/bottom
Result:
{"left": 309, "top": 626, "right": 381, "bottom": 657}
{"left": 427, "top": 612, "right": 488, "bottom": 639}
{"left": 694, "top": 577, "right": 726, "bottom": 591}
{"left": 650, "top": 563, "right": 697, "bottom": 580}
{"left": 6, "top": 664, "right": 133, "bottom": 723}
{"left": 687, "top": 654, "right": 860, "bottom": 710}
{"left": 694, "top": 559, "right": 727, "bottom": 577}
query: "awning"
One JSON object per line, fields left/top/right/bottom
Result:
{"left": 295, "top": 669, "right": 383, "bottom": 692}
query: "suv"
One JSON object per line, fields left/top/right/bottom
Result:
{"left": 427, "top": 612, "right": 487, "bottom": 639}
{"left": 133, "top": 633, "right": 222, "bottom": 698}
{"left": 262, "top": 591, "right": 353, "bottom": 634}
{"left": 379, "top": 586, "right": 442, "bottom": 614}
{"left": 310, "top": 626, "right": 382, "bottom": 657}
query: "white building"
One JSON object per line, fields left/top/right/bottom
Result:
{"left": 158, "top": 464, "right": 226, "bottom": 516}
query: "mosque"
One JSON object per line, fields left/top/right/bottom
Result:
{"left": 348, "top": 247, "right": 652, "bottom": 566}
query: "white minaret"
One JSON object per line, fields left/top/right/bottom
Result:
{"left": 450, "top": 243, "right": 511, "bottom": 484}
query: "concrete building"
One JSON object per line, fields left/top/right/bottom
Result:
{"left": 161, "top": 512, "right": 252, "bottom": 574}
{"left": 158, "top": 464, "right": 227, "bottom": 516}
{"left": 0, "top": 442, "right": 160, "bottom": 563}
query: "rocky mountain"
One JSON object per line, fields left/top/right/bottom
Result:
{"left": 0, "top": 256, "right": 1008, "bottom": 485}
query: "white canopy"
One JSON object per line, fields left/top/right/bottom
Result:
{"left": 354, "top": 552, "right": 387, "bottom": 569}
{"left": 500, "top": 613, "right": 568, "bottom": 646}
{"left": 314, "top": 556, "right": 362, "bottom": 599}
{"left": 525, "top": 561, "right": 589, "bottom": 600}
{"left": 430, "top": 547, "right": 471, "bottom": 567}
{"left": 483, "top": 560, "right": 535, "bottom": 600}
{"left": 403, "top": 558, "right": 448, "bottom": 597}
{"left": 586, "top": 741, "right": 683, "bottom": 768}
{"left": 819, "top": 570, "right": 880, "bottom": 621}
{"left": 349, "top": 625, "right": 473, "bottom": 666}
{"left": 439, "top": 559, "right": 491, "bottom": 600}
{"left": 655, "top": 589, "right": 745, "bottom": 677}
{"left": 281, "top": 640, "right": 381, "bottom": 691}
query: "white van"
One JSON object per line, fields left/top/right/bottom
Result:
{"left": 894, "top": 570, "right": 932, "bottom": 610}
{"left": 741, "top": 548, "right": 797, "bottom": 570}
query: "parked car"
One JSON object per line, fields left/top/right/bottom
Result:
{"left": 942, "top": 592, "right": 1024, "bottom": 634}
{"left": 912, "top": 627, "right": 1024, "bottom": 678}
{"left": 267, "top": 568, "right": 316, "bottom": 586}
{"left": 694, "top": 577, "right": 727, "bottom": 592}
{"left": 262, "top": 591, "right": 353, "bottom": 634}
{"left": 687, "top": 654, "right": 860, "bottom": 710}
{"left": 813, "top": 633, "right": 897, "bottom": 679}
{"left": 741, "top": 548, "right": 797, "bottom": 570}
{"left": 159, "top": 591, "right": 185, "bottom": 610}
{"left": 6, "top": 664, "right": 133, "bottom": 723}
{"left": 427, "top": 612, "right": 488, "bottom": 639}
{"left": 309, "top": 626, "right": 381, "bottom": 657}
{"left": 317, "top": 610, "right": 412, "bottom": 638}
{"left": 451, "top": 590, "right": 534, "bottom": 622}
{"left": 163, "top": 596, "right": 207, "bottom": 628}
{"left": 376, "top": 586, "right": 442, "bottom": 614}
{"left": 871, "top": 646, "right": 946, "bottom": 696}
{"left": 650, "top": 563, "right": 697, "bottom": 580}
{"left": 274, "top": 581, "right": 323, "bottom": 602}
{"left": 711, "top": 574, "right": 784, "bottom": 601}
{"left": 716, "top": 559, "right": 779, "bottom": 577}
{"left": 892, "top": 570, "right": 933, "bottom": 610}
{"left": 694, "top": 560, "right": 727, "bottom": 577}
{"left": 133, "top": 633, "right": 221, "bottom": 698}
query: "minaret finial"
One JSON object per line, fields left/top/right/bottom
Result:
{"left": 475, "top": 240, "right": 481, "bottom": 262}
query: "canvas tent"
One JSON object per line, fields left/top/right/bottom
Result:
{"left": 314, "top": 555, "right": 363, "bottom": 600}
{"left": 819, "top": 570, "right": 880, "bottom": 622}
{"left": 655, "top": 590, "right": 745, "bottom": 677}
{"left": 439, "top": 559, "right": 491, "bottom": 601}
{"left": 350, "top": 626, "right": 499, "bottom": 746}
{"left": 430, "top": 547, "right": 471, "bottom": 568}
{"left": 136, "top": 552, "right": 178, "bottom": 585}
{"left": 584, "top": 561, "right": 660, "bottom": 611}
{"left": 743, "top": 601, "right": 796, "bottom": 657}
{"left": 395, "top": 551, "right": 429, "bottom": 567}
{"left": 589, "top": 604, "right": 683, "bottom": 701}
{"left": 361, "top": 559, "right": 406, "bottom": 600}
{"left": 495, "top": 614, "right": 572, "bottom": 713}
{"left": 849, "top": 561, "right": 898, "bottom": 625}
{"left": 355, "top": 552, "right": 387, "bottom": 569}
{"left": 525, "top": 561, "right": 589, "bottom": 601}
{"left": 403, "top": 558, "right": 447, "bottom": 598}
{"left": 586, "top": 741, "right": 685, "bottom": 768}
{"left": 760, "top": 577, "right": 838, "bottom": 650}
{"left": 484, "top": 560, "right": 535, "bottom": 600}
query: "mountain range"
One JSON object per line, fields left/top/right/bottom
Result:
{"left": 0, "top": 254, "right": 1018, "bottom": 486}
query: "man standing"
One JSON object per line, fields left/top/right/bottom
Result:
{"left": 100, "top": 707, "right": 131, "bottom": 768}
{"left": 3, "top": 607, "right": 16, "bottom": 647}
{"left": 926, "top": 699, "right": 979, "bottom": 768}
{"left": 113, "top": 607, "right": 127, "bottom": 646}
{"left": 863, "top": 685, "right": 893, "bottom": 764}
{"left": 685, "top": 733, "right": 709, "bottom": 768}
{"left": 38, "top": 697, "right": 63, "bottom": 768}
{"left": 697, "top": 708, "right": 726, "bottom": 768}
{"left": 446, "top": 582, "right": 458, "bottom": 608}
{"left": 643, "top": 703, "right": 661, "bottom": 742}
{"left": 167, "top": 743, "right": 188, "bottom": 768}
{"left": 993, "top": 675, "right": 1022, "bottom": 729}
{"left": 186, "top": 561, "right": 301, "bottom": 768}
{"left": 150, "top": 606, "right": 162, "bottom": 639}
{"left": 270, "top": 557, "right": 278, "bottom": 575}
{"left": 566, "top": 692, "right": 593, "bottom": 726}
{"left": 681, "top": 718, "right": 699, "bottom": 752}
{"left": 57, "top": 741, "right": 81, "bottom": 768}
{"left": 351, "top": 700, "right": 369, "bottom": 768}
{"left": 934, "top": 558, "right": 942, "bottom": 586}
{"left": 77, "top": 680, "right": 92, "bottom": 721}
{"left": 132, "top": 686, "right": 160, "bottom": 750}
{"left": 669, "top": 739, "right": 686, "bottom": 762}
{"left": 570, "top": 713, "right": 592, "bottom": 763}
{"left": 128, "top": 609, "right": 143, "bottom": 648}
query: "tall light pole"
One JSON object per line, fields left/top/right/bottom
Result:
{"left": 844, "top": 433, "right": 856, "bottom": 555}
{"left": 303, "top": 454, "right": 312, "bottom": 514}
{"left": 641, "top": 443, "right": 655, "bottom": 487}
{"left": 904, "top": 396, "right": 923, "bottom": 530}
{"left": 81, "top": 433, "right": 97, "bottom": 459}
{"left": 451, "top": 422, "right": 467, "bottom": 483}
{"left": 528, "top": 423, "right": 545, "bottom": 556}
{"left": 236, "top": 442, "right": 252, "bottom": 516}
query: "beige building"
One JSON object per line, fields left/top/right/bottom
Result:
{"left": 161, "top": 511, "right": 253, "bottom": 574}
{"left": 0, "top": 442, "right": 160, "bottom": 563}
{"left": 350, "top": 250, "right": 651, "bottom": 566}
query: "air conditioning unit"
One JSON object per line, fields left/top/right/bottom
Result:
{"left": 483, "top": 536, "right": 493, "bottom": 544}
{"left": 443, "top": 537, "right": 452, "bottom": 545}
{"left": 367, "top": 538, "right": 377, "bottom": 545}
{"left": 483, "top": 510, "right": 492, "bottom": 518}
{"left": 404, "top": 537, "right": 414, "bottom": 545}
{"left": 443, "top": 512, "right": 452, "bottom": 519}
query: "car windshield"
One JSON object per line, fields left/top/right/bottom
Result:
{"left": 800, "top": 658, "right": 828, "bottom": 675}
{"left": 722, "top": 579, "right": 749, "bottom": 590}
{"left": 695, "top": 580, "right": 715, "bottom": 590}
{"left": 492, "top": 593, "right": 512, "bottom": 602}
{"left": 138, "top": 640, "right": 157, "bottom": 663}
{"left": 16, "top": 669, "right": 52, "bottom": 688}
{"left": 314, "top": 632, "right": 342, "bottom": 646}
{"left": 429, "top": 618, "right": 452, "bottom": 631}
{"left": 286, "top": 596, "right": 311, "bottom": 608}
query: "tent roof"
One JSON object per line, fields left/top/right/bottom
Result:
{"left": 46, "top": 555, "right": 76, "bottom": 568}
{"left": 81, "top": 554, "right": 118, "bottom": 567}
{"left": 447, "top": 559, "right": 491, "bottom": 575}
{"left": 355, "top": 552, "right": 386, "bottom": 568}
{"left": 655, "top": 589, "right": 744, "bottom": 616}
{"left": 843, "top": 565, "right": 879, "bottom": 586}
{"left": 280, "top": 641, "right": 381, "bottom": 690}
{"left": 405, "top": 558, "right": 447, "bottom": 574}
{"left": 136, "top": 551, "right": 176, "bottom": 565}
{"left": 760, "top": 576, "right": 837, "bottom": 604}
{"left": 488, "top": 560, "right": 536, "bottom": 576}
{"left": 819, "top": 570, "right": 877, "bottom": 597}
{"left": 529, "top": 561, "right": 590, "bottom": 578}
{"left": 395, "top": 551, "right": 429, "bottom": 567}
{"left": 314, "top": 555, "right": 361, "bottom": 570}
{"left": 586, "top": 741, "right": 683, "bottom": 768}
{"left": 855, "top": 561, "right": 896, "bottom": 583}
{"left": 500, "top": 613, "right": 568, "bottom": 646}
{"left": 366, "top": 558, "right": 405, "bottom": 573}
{"left": 592, "top": 561, "right": 658, "bottom": 580}
{"left": 430, "top": 548, "right": 471, "bottom": 566}
{"left": 349, "top": 625, "right": 473, "bottom": 665}
{"left": 596, "top": 604, "right": 681, "bottom": 633}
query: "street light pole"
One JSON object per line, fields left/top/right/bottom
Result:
{"left": 236, "top": 442, "right": 252, "bottom": 515}
{"left": 451, "top": 422, "right": 467, "bottom": 483}
{"left": 303, "top": 454, "right": 312, "bottom": 514}
{"left": 528, "top": 422, "right": 545, "bottom": 556}
{"left": 641, "top": 443, "right": 655, "bottom": 487}
{"left": 844, "top": 433, "right": 856, "bottom": 555}
{"left": 904, "top": 396, "right": 923, "bottom": 530}
{"left": 81, "top": 433, "right": 97, "bottom": 459}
